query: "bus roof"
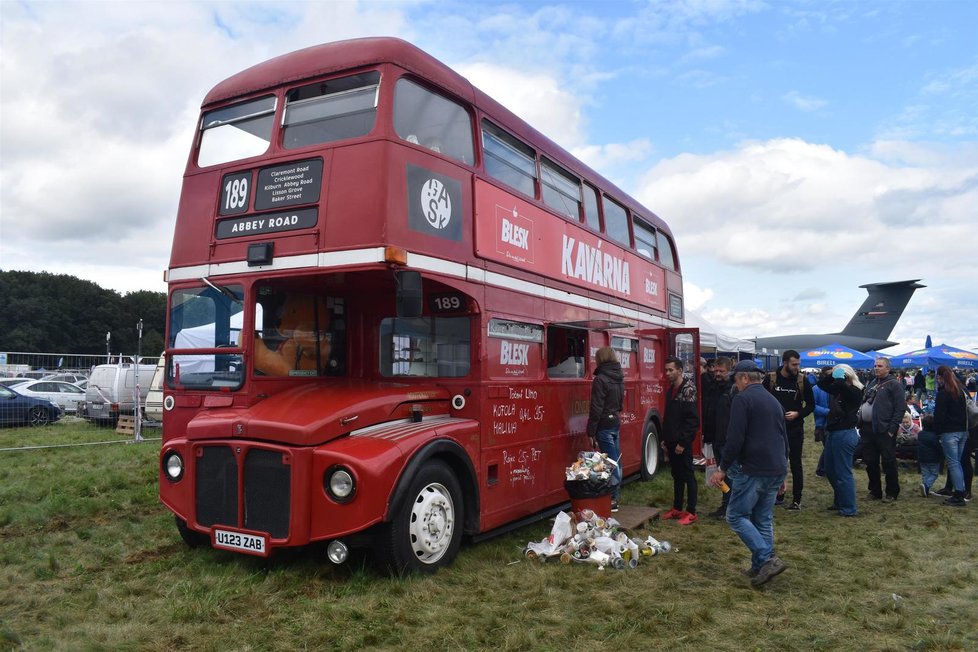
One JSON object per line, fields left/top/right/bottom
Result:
{"left": 202, "top": 36, "right": 674, "bottom": 243}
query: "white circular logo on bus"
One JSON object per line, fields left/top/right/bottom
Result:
{"left": 421, "top": 178, "right": 451, "bottom": 229}
{"left": 163, "top": 395, "right": 175, "bottom": 411}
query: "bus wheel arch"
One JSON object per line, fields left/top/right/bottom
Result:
{"left": 377, "top": 459, "right": 464, "bottom": 575}
{"left": 640, "top": 414, "right": 662, "bottom": 480}
{"left": 378, "top": 440, "right": 478, "bottom": 575}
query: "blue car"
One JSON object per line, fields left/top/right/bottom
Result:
{"left": 0, "top": 385, "right": 62, "bottom": 427}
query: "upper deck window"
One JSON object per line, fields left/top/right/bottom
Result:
{"left": 482, "top": 121, "right": 537, "bottom": 198}
{"left": 603, "top": 196, "right": 630, "bottom": 248}
{"left": 633, "top": 218, "right": 657, "bottom": 260}
{"left": 658, "top": 232, "right": 677, "bottom": 271}
{"left": 541, "top": 158, "right": 581, "bottom": 220}
{"left": 583, "top": 184, "right": 601, "bottom": 231}
{"left": 198, "top": 96, "right": 276, "bottom": 167}
{"left": 394, "top": 78, "right": 474, "bottom": 165}
{"left": 283, "top": 71, "right": 380, "bottom": 149}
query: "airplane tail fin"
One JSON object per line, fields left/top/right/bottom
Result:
{"left": 838, "top": 280, "right": 924, "bottom": 341}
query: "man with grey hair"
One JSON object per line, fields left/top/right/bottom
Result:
{"left": 860, "top": 356, "right": 906, "bottom": 501}
{"left": 709, "top": 360, "right": 789, "bottom": 587}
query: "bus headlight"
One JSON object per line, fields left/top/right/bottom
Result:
{"left": 163, "top": 451, "right": 184, "bottom": 481}
{"left": 325, "top": 467, "right": 356, "bottom": 502}
{"left": 327, "top": 540, "right": 349, "bottom": 564}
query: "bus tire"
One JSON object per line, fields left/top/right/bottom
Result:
{"left": 175, "top": 517, "right": 209, "bottom": 548}
{"left": 641, "top": 422, "right": 660, "bottom": 480}
{"left": 377, "top": 460, "right": 463, "bottom": 576}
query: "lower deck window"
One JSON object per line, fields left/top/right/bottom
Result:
{"left": 380, "top": 317, "right": 471, "bottom": 377}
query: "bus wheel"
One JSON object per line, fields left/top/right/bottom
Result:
{"left": 641, "top": 423, "right": 660, "bottom": 480}
{"left": 378, "top": 460, "right": 463, "bottom": 575}
{"left": 175, "top": 517, "right": 209, "bottom": 548}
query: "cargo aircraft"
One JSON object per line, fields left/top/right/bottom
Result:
{"left": 753, "top": 280, "right": 924, "bottom": 353}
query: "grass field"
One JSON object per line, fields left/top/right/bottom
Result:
{"left": 1, "top": 419, "right": 975, "bottom": 651}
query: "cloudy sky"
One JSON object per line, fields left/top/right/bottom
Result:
{"left": 1, "top": 0, "right": 976, "bottom": 353}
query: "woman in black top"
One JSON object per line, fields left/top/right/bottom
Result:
{"left": 586, "top": 347, "right": 624, "bottom": 511}
{"left": 933, "top": 365, "right": 968, "bottom": 507}
{"left": 817, "top": 364, "right": 863, "bottom": 516}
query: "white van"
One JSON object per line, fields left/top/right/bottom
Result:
{"left": 143, "top": 355, "right": 165, "bottom": 423}
{"left": 85, "top": 363, "right": 156, "bottom": 425}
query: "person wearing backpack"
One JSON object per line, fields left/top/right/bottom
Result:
{"left": 932, "top": 365, "right": 969, "bottom": 507}
{"left": 763, "top": 350, "right": 814, "bottom": 510}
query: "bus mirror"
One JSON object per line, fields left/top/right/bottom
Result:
{"left": 395, "top": 271, "right": 423, "bottom": 318}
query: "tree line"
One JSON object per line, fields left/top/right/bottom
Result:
{"left": 0, "top": 270, "right": 165, "bottom": 356}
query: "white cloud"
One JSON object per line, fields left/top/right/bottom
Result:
{"left": 455, "top": 62, "right": 587, "bottom": 149}
{"left": 640, "top": 138, "right": 977, "bottom": 349}
{"left": 782, "top": 90, "right": 827, "bottom": 111}
{"left": 636, "top": 138, "right": 977, "bottom": 272}
{"left": 682, "top": 281, "right": 714, "bottom": 312}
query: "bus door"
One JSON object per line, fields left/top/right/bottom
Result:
{"left": 482, "top": 319, "right": 549, "bottom": 526}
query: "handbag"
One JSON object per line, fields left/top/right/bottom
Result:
{"left": 965, "top": 395, "right": 978, "bottom": 430}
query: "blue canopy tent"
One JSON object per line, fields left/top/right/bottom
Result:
{"left": 863, "top": 350, "right": 890, "bottom": 360}
{"left": 799, "top": 343, "right": 875, "bottom": 369}
{"left": 888, "top": 343, "right": 978, "bottom": 369}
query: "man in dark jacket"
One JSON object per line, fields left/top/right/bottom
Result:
{"left": 861, "top": 356, "right": 906, "bottom": 501}
{"left": 587, "top": 347, "right": 625, "bottom": 510}
{"left": 763, "top": 350, "right": 814, "bottom": 510}
{"left": 709, "top": 360, "right": 789, "bottom": 587}
{"left": 660, "top": 356, "right": 700, "bottom": 525}
{"left": 707, "top": 357, "right": 735, "bottom": 519}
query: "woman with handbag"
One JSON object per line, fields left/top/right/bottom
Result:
{"left": 933, "top": 365, "right": 968, "bottom": 507}
{"left": 817, "top": 364, "right": 863, "bottom": 516}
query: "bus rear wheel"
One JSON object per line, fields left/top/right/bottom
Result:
{"left": 377, "top": 460, "right": 463, "bottom": 575}
{"left": 641, "top": 422, "right": 661, "bottom": 480}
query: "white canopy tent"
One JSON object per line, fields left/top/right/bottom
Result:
{"left": 685, "top": 309, "right": 756, "bottom": 355}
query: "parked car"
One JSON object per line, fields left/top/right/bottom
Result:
{"left": 0, "top": 385, "right": 62, "bottom": 426}
{"left": 143, "top": 355, "right": 165, "bottom": 422}
{"left": 0, "top": 378, "right": 29, "bottom": 389}
{"left": 85, "top": 363, "right": 155, "bottom": 425}
{"left": 42, "top": 373, "right": 89, "bottom": 385}
{"left": 10, "top": 380, "right": 87, "bottom": 414}
{"left": 16, "top": 371, "right": 51, "bottom": 380}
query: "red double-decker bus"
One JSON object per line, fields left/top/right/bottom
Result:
{"left": 160, "top": 37, "right": 699, "bottom": 573}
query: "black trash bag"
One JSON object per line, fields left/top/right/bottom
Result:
{"left": 564, "top": 476, "right": 615, "bottom": 499}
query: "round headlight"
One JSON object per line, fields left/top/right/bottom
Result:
{"left": 163, "top": 452, "right": 184, "bottom": 481}
{"left": 326, "top": 467, "right": 355, "bottom": 502}
{"left": 326, "top": 540, "right": 349, "bottom": 564}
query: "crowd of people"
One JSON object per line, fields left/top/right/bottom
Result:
{"left": 584, "top": 345, "right": 975, "bottom": 587}
{"left": 689, "top": 351, "right": 974, "bottom": 586}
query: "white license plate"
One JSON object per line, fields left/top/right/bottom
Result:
{"left": 212, "top": 528, "right": 268, "bottom": 556}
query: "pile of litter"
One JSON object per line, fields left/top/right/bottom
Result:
{"left": 565, "top": 451, "right": 617, "bottom": 481}
{"left": 522, "top": 509, "right": 671, "bottom": 570}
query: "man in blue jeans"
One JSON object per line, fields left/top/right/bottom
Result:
{"left": 709, "top": 360, "right": 790, "bottom": 587}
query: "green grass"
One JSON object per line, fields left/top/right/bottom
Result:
{"left": 1, "top": 420, "right": 975, "bottom": 651}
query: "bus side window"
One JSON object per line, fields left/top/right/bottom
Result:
{"left": 394, "top": 78, "right": 474, "bottom": 165}
{"left": 546, "top": 326, "right": 586, "bottom": 378}
{"left": 482, "top": 120, "right": 537, "bottom": 198}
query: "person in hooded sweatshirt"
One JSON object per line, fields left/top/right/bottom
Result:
{"left": 587, "top": 346, "right": 625, "bottom": 512}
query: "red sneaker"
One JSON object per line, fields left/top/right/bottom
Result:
{"left": 678, "top": 512, "right": 698, "bottom": 526}
{"left": 661, "top": 507, "right": 685, "bottom": 520}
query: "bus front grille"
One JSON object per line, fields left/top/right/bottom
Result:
{"left": 194, "top": 445, "right": 291, "bottom": 539}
